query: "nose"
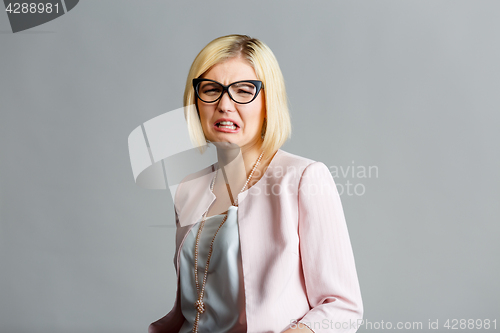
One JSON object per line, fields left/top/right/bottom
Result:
{"left": 217, "top": 90, "right": 235, "bottom": 113}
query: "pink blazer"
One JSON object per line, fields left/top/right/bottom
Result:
{"left": 149, "top": 149, "right": 363, "bottom": 333}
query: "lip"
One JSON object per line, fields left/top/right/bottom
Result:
{"left": 213, "top": 118, "right": 240, "bottom": 133}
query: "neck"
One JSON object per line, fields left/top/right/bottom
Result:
{"left": 240, "top": 139, "right": 264, "bottom": 175}
{"left": 215, "top": 139, "right": 263, "bottom": 176}
{"left": 215, "top": 144, "right": 241, "bottom": 169}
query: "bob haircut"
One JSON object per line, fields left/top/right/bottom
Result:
{"left": 183, "top": 34, "right": 291, "bottom": 160}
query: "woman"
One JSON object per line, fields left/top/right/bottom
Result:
{"left": 149, "top": 35, "right": 363, "bottom": 333}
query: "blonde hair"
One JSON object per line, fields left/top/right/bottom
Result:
{"left": 183, "top": 34, "right": 291, "bottom": 160}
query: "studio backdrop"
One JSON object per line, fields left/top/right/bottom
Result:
{"left": 0, "top": 1, "right": 499, "bottom": 332}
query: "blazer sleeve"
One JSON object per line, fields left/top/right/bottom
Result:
{"left": 296, "top": 162, "right": 363, "bottom": 333}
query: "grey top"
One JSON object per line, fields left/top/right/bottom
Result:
{"left": 178, "top": 205, "right": 246, "bottom": 333}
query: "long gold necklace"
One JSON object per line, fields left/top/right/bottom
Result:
{"left": 192, "top": 151, "right": 264, "bottom": 333}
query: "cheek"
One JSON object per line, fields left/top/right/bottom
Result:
{"left": 198, "top": 106, "right": 213, "bottom": 127}
{"left": 243, "top": 107, "right": 266, "bottom": 131}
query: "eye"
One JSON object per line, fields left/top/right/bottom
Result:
{"left": 200, "top": 83, "right": 222, "bottom": 96}
{"left": 204, "top": 88, "right": 222, "bottom": 95}
{"left": 231, "top": 83, "right": 255, "bottom": 95}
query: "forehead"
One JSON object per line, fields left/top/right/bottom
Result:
{"left": 202, "top": 57, "right": 258, "bottom": 84}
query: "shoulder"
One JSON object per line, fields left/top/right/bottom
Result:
{"left": 277, "top": 150, "right": 336, "bottom": 190}
{"left": 173, "top": 163, "right": 215, "bottom": 213}
{"left": 273, "top": 149, "right": 330, "bottom": 176}
{"left": 274, "top": 149, "right": 316, "bottom": 169}
{"left": 260, "top": 150, "right": 331, "bottom": 188}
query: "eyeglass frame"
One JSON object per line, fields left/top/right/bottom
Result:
{"left": 192, "top": 78, "right": 264, "bottom": 105}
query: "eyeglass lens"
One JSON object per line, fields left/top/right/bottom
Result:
{"left": 197, "top": 81, "right": 257, "bottom": 104}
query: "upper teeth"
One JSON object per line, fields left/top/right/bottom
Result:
{"left": 219, "top": 121, "right": 235, "bottom": 126}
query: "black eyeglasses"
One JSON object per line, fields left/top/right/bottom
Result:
{"left": 193, "top": 78, "right": 264, "bottom": 104}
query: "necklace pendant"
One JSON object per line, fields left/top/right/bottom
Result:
{"left": 195, "top": 299, "right": 205, "bottom": 314}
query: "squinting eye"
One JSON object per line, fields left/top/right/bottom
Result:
{"left": 231, "top": 84, "right": 255, "bottom": 95}
{"left": 204, "top": 88, "right": 221, "bottom": 94}
{"left": 200, "top": 84, "right": 222, "bottom": 95}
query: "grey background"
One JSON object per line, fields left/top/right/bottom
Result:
{"left": 1, "top": 1, "right": 499, "bottom": 332}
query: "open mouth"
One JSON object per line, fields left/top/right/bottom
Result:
{"left": 215, "top": 121, "right": 239, "bottom": 130}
